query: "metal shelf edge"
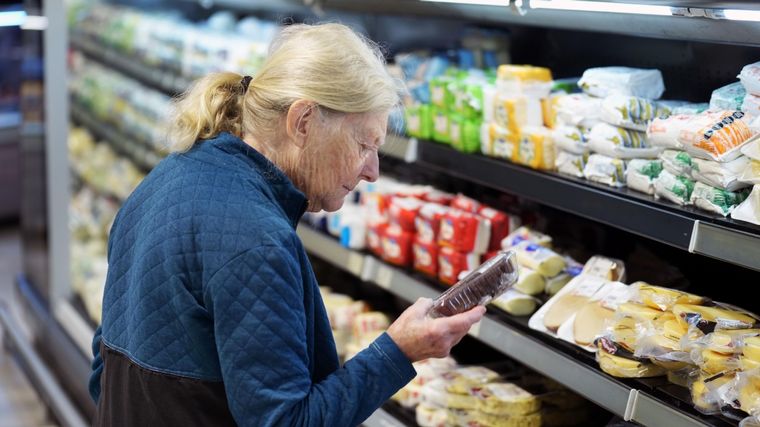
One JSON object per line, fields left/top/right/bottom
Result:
{"left": 363, "top": 407, "right": 407, "bottom": 427}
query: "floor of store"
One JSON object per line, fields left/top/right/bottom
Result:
{"left": 0, "top": 225, "right": 57, "bottom": 427}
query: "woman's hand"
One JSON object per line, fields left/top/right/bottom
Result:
{"left": 386, "top": 298, "right": 486, "bottom": 362}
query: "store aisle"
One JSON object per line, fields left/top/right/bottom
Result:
{"left": 0, "top": 226, "right": 58, "bottom": 427}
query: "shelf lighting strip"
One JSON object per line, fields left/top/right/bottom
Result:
{"left": 529, "top": 0, "right": 671, "bottom": 16}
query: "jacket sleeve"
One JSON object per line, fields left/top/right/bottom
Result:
{"left": 204, "top": 240, "right": 416, "bottom": 427}
{"left": 89, "top": 325, "right": 103, "bottom": 402}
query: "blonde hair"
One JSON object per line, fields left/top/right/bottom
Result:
{"left": 168, "top": 23, "right": 402, "bottom": 152}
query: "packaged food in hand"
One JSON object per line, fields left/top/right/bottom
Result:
{"left": 429, "top": 250, "right": 519, "bottom": 318}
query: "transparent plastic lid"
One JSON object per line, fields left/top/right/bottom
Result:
{"left": 429, "top": 251, "right": 519, "bottom": 318}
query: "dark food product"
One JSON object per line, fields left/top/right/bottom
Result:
{"left": 429, "top": 251, "right": 519, "bottom": 318}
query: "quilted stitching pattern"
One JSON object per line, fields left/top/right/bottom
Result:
{"left": 91, "top": 133, "right": 416, "bottom": 425}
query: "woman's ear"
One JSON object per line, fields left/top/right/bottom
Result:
{"left": 285, "top": 100, "right": 318, "bottom": 149}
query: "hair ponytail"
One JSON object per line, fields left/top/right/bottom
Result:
{"left": 167, "top": 72, "right": 247, "bottom": 152}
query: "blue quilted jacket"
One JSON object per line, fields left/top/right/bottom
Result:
{"left": 90, "top": 132, "right": 416, "bottom": 426}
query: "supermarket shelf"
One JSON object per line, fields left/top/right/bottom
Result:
{"left": 415, "top": 139, "right": 760, "bottom": 273}
{"left": 297, "top": 226, "right": 723, "bottom": 427}
{"left": 70, "top": 103, "right": 161, "bottom": 173}
{"left": 70, "top": 34, "right": 189, "bottom": 96}
{"left": 70, "top": 166, "right": 126, "bottom": 203}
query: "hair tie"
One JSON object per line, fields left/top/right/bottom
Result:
{"left": 240, "top": 75, "right": 253, "bottom": 93}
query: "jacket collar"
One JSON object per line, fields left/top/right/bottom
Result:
{"left": 210, "top": 132, "right": 309, "bottom": 227}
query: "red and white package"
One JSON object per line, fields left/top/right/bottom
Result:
{"left": 366, "top": 222, "right": 388, "bottom": 258}
{"left": 381, "top": 224, "right": 414, "bottom": 267}
{"left": 388, "top": 197, "right": 424, "bottom": 232}
{"left": 438, "top": 210, "right": 491, "bottom": 254}
{"left": 478, "top": 206, "right": 520, "bottom": 251}
{"left": 438, "top": 246, "right": 481, "bottom": 286}
{"left": 450, "top": 194, "right": 481, "bottom": 213}
{"left": 413, "top": 237, "right": 439, "bottom": 278}
{"left": 395, "top": 185, "right": 430, "bottom": 200}
{"left": 362, "top": 192, "right": 393, "bottom": 223}
{"left": 423, "top": 189, "right": 455, "bottom": 206}
{"left": 415, "top": 203, "right": 450, "bottom": 244}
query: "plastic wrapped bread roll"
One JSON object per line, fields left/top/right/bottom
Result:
{"left": 490, "top": 289, "right": 539, "bottom": 316}
{"left": 654, "top": 170, "right": 695, "bottom": 206}
{"left": 514, "top": 241, "right": 566, "bottom": 277}
{"left": 588, "top": 122, "right": 660, "bottom": 159}
{"left": 581, "top": 256, "right": 626, "bottom": 282}
{"left": 583, "top": 154, "right": 627, "bottom": 187}
{"left": 732, "top": 185, "right": 760, "bottom": 226}
{"left": 627, "top": 159, "right": 663, "bottom": 195}
{"left": 477, "top": 383, "right": 541, "bottom": 416}
{"left": 429, "top": 250, "right": 519, "bottom": 318}
{"left": 709, "top": 82, "right": 746, "bottom": 111}
{"left": 512, "top": 267, "right": 546, "bottom": 296}
{"left": 600, "top": 95, "right": 670, "bottom": 131}
{"left": 739, "top": 61, "right": 760, "bottom": 97}
{"left": 444, "top": 366, "right": 500, "bottom": 394}
{"left": 690, "top": 181, "right": 750, "bottom": 216}
{"left": 578, "top": 67, "right": 665, "bottom": 99}
{"left": 552, "top": 125, "right": 589, "bottom": 155}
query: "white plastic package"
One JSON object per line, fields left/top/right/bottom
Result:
{"left": 678, "top": 111, "right": 756, "bottom": 162}
{"left": 556, "top": 151, "right": 588, "bottom": 178}
{"left": 554, "top": 93, "right": 603, "bottom": 129}
{"left": 648, "top": 114, "right": 699, "bottom": 150}
{"left": 743, "top": 94, "right": 760, "bottom": 119}
{"left": 529, "top": 274, "right": 608, "bottom": 336}
{"left": 600, "top": 95, "right": 669, "bottom": 131}
{"left": 654, "top": 170, "right": 695, "bottom": 206}
{"left": 672, "top": 102, "right": 709, "bottom": 115}
{"left": 739, "top": 61, "right": 760, "bottom": 97}
{"left": 552, "top": 125, "right": 589, "bottom": 155}
{"left": 490, "top": 289, "right": 540, "bottom": 316}
{"left": 583, "top": 154, "right": 627, "bottom": 187}
{"left": 578, "top": 67, "right": 665, "bottom": 99}
{"left": 627, "top": 159, "right": 663, "bottom": 195}
{"left": 690, "top": 181, "right": 750, "bottom": 216}
{"left": 660, "top": 149, "right": 751, "bottom": 191}
{"left": 744, "top": 137, "right": 760, "bottom": 161}
{"left": 732, "top": 185, "right": 760, "bottom": 226}
{"left": 741, "top": 160, "right": 760, "bottom": 185}
{"left": 709, "top": 82, "right": 746, "bottom": 111}
{"left": 588, "top": 123, "right": 660, "bottom": 159}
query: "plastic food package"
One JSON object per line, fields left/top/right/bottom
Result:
{"left": 554, "top": 93, "right": 603, "bottom": 129}
{"left": 388, "top": 197, "right": 423, "bottom": 232}
{"left": 587, "top": 123, "right": 659, "bottom": 159}
{"left": 431, "top": 106, "right": 450, "bottom": 143}
{"left": 600, "top": 95, "right": 669, "bottom": 131}
{"left": 596, "top": 337, "right": 668, "bottom": 378}
{"left": 444, "top": 366, "right": 501, "bottom": 394}
{"left": 691, "top": 372, "right": 736, "bottom": 415}
{"left": 415, "top": 203, "right": 450, "bottom": 244}
{"left": 493, "top": 94, "right": 544, "bottom": 134}
{"left": 648, "top": 114, "right": 702, "bottom": 150}
{"left": 660, "top": 149, "right": 751, "bottom": 191}
{"left": 627, "top": 159, "right": 664, "bottom": 195}
{"left": 742, "top": 161, "right": 760, "bottom": 185}
{"left": 514, "top": 241, "right": 566, "bottom": 277}
{"left": 710, "top": 82, "right": 746, "bottom": 111}
{"left": 366, "top": 223, "right": 387, "bottom": 258}
{"left": 479, "top": 207, "right": 519, "bottom": 252}
{"left": 438, "top": 209, "right": 491, "bottom": 254}
{"left": 632, "top": 282, "right": 704, "bottom": 311}
{"left": 732, "top": 185, "right": 760, "bottom": 226}
{"left": 673, "top": 303, "right": 758, "bottom": 333}
{"left": 392, "top": 382, "right": 423, "bottom": 408}
{"left": 545, "top": 258, "right": 583, "bottom": 296}
{"left": 496, "top": 64, "right": 553, "bottom": 98}
{"left": 552, "top": 125, "right": 589, "bottom": 155}
{"left": 405, "top": 103, "right": 432, "bottom": 139}
{"left": 477, "top": 383, "right": 541, "bottom": 415}
{"left": 501, "top": 226, "right": 553, "bottom": 249}
{"left": 380, "top": 224, "right": 414, "bottom": 267}
{"left": 513, "top": 267, "right": 546, "bottom": 296}
{"left": 451, "top": 193, "right": 482, "bottom": 213}
{"left": 735, "top": 374, "right": 760, "bottom": 421}
{"left": 474, "top": 410, "right": 542, "bottom": 427}
{"left": 680, "top": 111, "right": 756, "bottom": 162}
{"left": 490, "top": 289, "right": 539, "bottom": 316}
{"left": 438, "top": 246, "right": 482, "bottom": 286}
{"left": 743, "top": 94, "right": 760, "bottom": 119}
{"left": 412, "top": 356, "right": 458, "bottom": 386}
{"left": 578, "top": 67, "right": 665, "bottom": 99}
{"left": 672, "top": 103, "right": 710, "bottom": 115}
{"left": 690, "top": 181, "right": 750, "bottom": 216}
{"left": 654, "top": 170, "right": 695, "bottom": 206}
{"left": 634, "top": 317, "right": 692, "bottom": 370}
{"left": 413, "top": 238, "right": 439, "bottom": 278}
{"left": 429, "top": 251, "right": 519, "bottom": 317}
{"left": 570, "top": 281, "right": 631, "bottom": 347}
{"left": 517, "top": 126, "right": 556, "bottom": 170}
{"left": 416, "top": 402, "right": 448, "bottom": 427}
{"left": 423, "top": 189, "right": 455, "bottom": 205}
{"left": 739, "top": 61, "right": 760, "bottom": 96}
{"left": 483, "top": 122, "right": 520, "bottom": 161}
{"left": 450, "top": 115, "right": 482, "bottom": 154}
{"left": 556, "top": 151, "right": 588, "bottom": 178}
{"left": 583, "top": 154, "right": 627, "bottom": 187}
{"left": 529, "top": 274, "right": 608, "bottom": 334}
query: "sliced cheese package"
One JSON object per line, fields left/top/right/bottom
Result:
{"left": 627, "top": 158, "right": 664, "bottom": 195}
{"left": 743, "top": 94, "right": 760, "bottom": 119}
{"left": 392, "top": 381, "right": 423, "bottom": 408}
{"left": 476, "top": 382, "right": 541, "bottom": 416}
{"left": 420, "top": 378, "right": 478, "bottom": 410}
{"left": 552, "top": 125, "right": 589, "bottom": 155}
{"left": 517, "top": 126, "right": 556, "bottom": 170}
{"left": 673, "top": 303, "right": 759, "bottom": 333}
{"left": 710, "top": 82, "right": 747, "bottom": 111}
{"left": 493, "top": 94, "right": 544, "bottom": 134}
{"left": 578, "top": 67, "right": 665, "bottom": 100}
{"left": 490, "top": 289, "right": 540, "bottom": 316}
{"left": 583, "top": 154, "right": 627, "bottom": 187}
{"left": 413, "top": 356, "right": 459, "bottom": 386}
{"left": 632, "top": 282, "right": 705, "bottom": 311}
{"left": 559, "top": 281, "right": 630, "bottom": 350}
{"left": 686, "top": 329, "right": 760, "bottom": 358}
{"left": 600, "top": 94, "right": 670, "bottom": 131}
{"left": 634, "top": 316, "right": 692, "bottom": 370}
{"left": 596, "top": 336, "right": 668, "bottom": 378}
{"left": 732, "top": 185, "right": 760, "bottom": 226}
{"left": 654, "top": 170, "right": 695, "bottom": 206}
{"left": 483, "top": 122, "right": 520, "bottom": 161}
{"left": 554, "top": 93, "right": 603, "bottom": 129}
{"left": 556, "top": 150, "right": 588, "bottom": 178}
{"left": 529, "top": 274, "right": 608, "bottom": 335}
{"left": 690, "top": 181, "right": 750, "bottom": 216}
{"left": 691, "top": 372, "right": 736, "bottom": 415}
{"left": 514, "top": 240, "right": 566, "bottom": 277}
{"left": 740, "top": 61, "right": 760, "bottom": 97}
{"left": 474, "top": 410, "right": 542, "bottom": 427}
{"left": 587, "top": 122, "right": 660, "bottom": 159}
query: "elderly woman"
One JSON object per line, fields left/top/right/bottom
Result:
{"left": 90, "top": 23, "right": 484, "bottom": 426}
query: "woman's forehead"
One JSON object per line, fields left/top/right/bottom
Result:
{"left": 346, "top": 112, "right": 388, "bottom": 141}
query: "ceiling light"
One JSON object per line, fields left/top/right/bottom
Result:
{"left": 0, "top": 10, "right": 26, "bottom": 27}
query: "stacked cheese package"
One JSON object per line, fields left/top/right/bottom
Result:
{"left": 318, "top": 287, "right": 390, "bottom": 362}
{"left": 481, "top": 65, "right": 558, "bottom": 171}
{"left": 394, "top": 358, "right": 593, "bottom": 427}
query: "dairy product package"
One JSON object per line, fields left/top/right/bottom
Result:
{"left": 732, "top": 185, "right": 760, "bottom": 226}
{"left": 413, "top": 238, "right": 439, "bottom": 278}
{"left": 496, "top": 64, "right": 553, "bottom": 98}
{"left": 429, "top": 250, "right": 519, "bottom": 317}
{"left": 517, "top": 126, "right": 556, "bottom": 170}
{"left": 450, "top": 114, "right": 482, "bottom": 154}
{"left": 631, "top": 282, "right": 705, "bottom": 312}
{"left": 483, "top": 122, "right": 520, "bottom": 161}
{"left": 672, "top": 103, "right": 710, "bottom": 115}
{"left": 648, "top": 114, "right": 699, "bottom": 150}
{"left": 654, "top": 170, "right": 695, "bottom": 206}
{"left": 673, "top": 303, "right": 758, "bottom": 333}
{"left": 405, "top": 103, "right": 432, "bottom": 139}
{"left": 415, "top": 203, "right": 450, "bottom": 244}
{"left": 501, "top": 226, "right": 553, "bottom": 249}
{"left": 581, "top": 255, "right": 626, "bottom": 282}
{"left": 431, "top": 107, "right": 450, "bottom": 143}
{"left": 583, "top": 154, "right": 627, "bottom": 187}
{"left": 680, "top": 111, "right": 756, "bottom": 162}
{"left": 741, "top": 160, "right": 760, "bottom": 185}
{"left": 545, "top": 258, "right": 583, "bottom": 296}
{"left": 444, "top": 366, "right": 501, "bottom": 394}
{"left": 661, "top": 149, "right": 751, "bottom": 191}
{"left": 438, "top": 246, "right": 482, "bottom": 286}
{"left": 388, "top": 197, "right": 423, "bottom": 232}
{"left": 474, "top": 410, "right": 542, "bottom": 427}
{"left": 438, "top": 209, "right": 491, "bottom": 253}
{"left": 556, "top": 151, "right": 588, "bottom": 178}
{"left": 633, "top": 315, "right": 692, "bottom": 370}
{"left": 744, "top": 137, "right": 760, "bottom": 161}
{"left": 512, "top": 267, "right": 546, "bottom": 296}
{"left": 476, "top": 382, "right": 541, "bottom": 416}
{"left": 392, "top": 382, "right": 423, "bottom": 408}
{"left": 490, "top": 289, "right": 540, "bottom": 316}
{"left": 514, "top": 241, "right": 566, "bottom": 277}
{"left": 479, "top": 206, "right": 520, "bottom": 251}
{"left": 587, "top": 122, "right": 660, "bottom": 159}
{"left": 690, "top": 181, "right": 750, "bottom": 216}
{"left": 493, "top": 94, "right": 544, "bottom": 134}
{"left": 596, "top": 336, "right": 668, "bottom": 378}
{"left": 552, "top": 125, "right": 589, "bottom": 155}
{"left": 554, "top": 93, "right": 603, "bottom": 128}
{"left": 529, "top": 274, "right": 608, "bottom": 334}
{"left": 739, "top": 61, "right": 760, "bottom": 96}
{"left": 413, "top": 356, "right": 458, "bottom": 386}
{"left": 710, "top": 82, "right": 747, "bottom": 111}
{"left": 600, "top": 95, "right": 670, "bottom": 131}
{"left": 691, "top": 372, "right": 736, "bottom": 415}
{"left": 380, "top": 224, "right": 414, "bottom": 267}
{"left": 578, "top": 67, "right": 665, "bottom": 99}
{"left": 743, "top": 94, "right": 760, "bottom": 119}
{"left": 627, "top": 159, "right": 663, "bottom": 195}
{"left": 416, "top": 402, "right": 448, "bottom": 427}
{"left": 450, "top": 193, "right": 481, "bottom": 213}
{"left": 565, "top": 281, "right": 631, "bottom": 349}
